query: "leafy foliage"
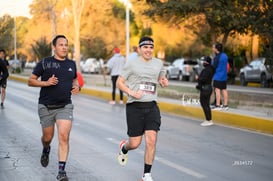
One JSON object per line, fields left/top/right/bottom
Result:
{"left": 31, "top": 37, "right": 52, "bottom": 60}
{"left": 1, "top": 0, "right": 273, "bottom": 69}
{"left": 81, "top": 37, "right": 107, "bottom": 60}
{"left": 0, "top": 15, "right": 14, "bottom": 52}
{"left": 143, "top": 0, "right": 273, "bottom": 66}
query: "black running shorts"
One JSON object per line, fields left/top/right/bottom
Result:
{"left": 213, "top": 80, "right": 227, "bottom": 90}
{"left": 126, "top": 101, "right": 161, "bottom": 137}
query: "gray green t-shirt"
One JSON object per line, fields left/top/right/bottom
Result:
{"left": 120, "top": 56, "right": 166, "bottom": 103}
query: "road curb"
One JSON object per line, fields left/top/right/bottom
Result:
{"left": 10, "top": 75, "right": 273, "bottom": 135}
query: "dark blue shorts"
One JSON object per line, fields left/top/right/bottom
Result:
{"left": 126, "top": 101, "right": 161, "bottom": 137}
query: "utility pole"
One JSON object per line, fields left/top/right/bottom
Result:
{"left": 118, "top": 0, "right": 132, "bottom": 59}
{"left": 14, "top": 16, "right": 17, "bottom": 60}
{"left": 126, "top": 0, "right": 130, "bottom": 60}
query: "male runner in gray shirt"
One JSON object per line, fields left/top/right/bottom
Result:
{"left": 117, "top": 36, "right": 168, "bottom": 181}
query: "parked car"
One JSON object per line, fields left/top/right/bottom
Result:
{"left": 8, "top": 59, "right": 22, "bottom": 73}
{"left": 240, "top": 57, "right": 272, "bottom": 88}
{"left": 163, "top": 61, "right": 170, "bottom": 71}
{"left": 166, "top": 58, "right": 198, "bottom": 81}
{"left": 81, "top": 58, "right": 100, "bottom": 74}
{"left": 25, "top": 61, "right": 37, "bottom": 69}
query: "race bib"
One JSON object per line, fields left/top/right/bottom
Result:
{"left": 139, "top": 82, "right": 156, "bottom": 94}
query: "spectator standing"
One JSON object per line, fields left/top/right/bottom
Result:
{"left": 28, "top": 35, "right": 80, "bottom": 181}
{"left": 212, "top": 43, "right": 229, "bottom": 110}
{"left": 116, "top": 36, "right": 168, "bottom": 181}
{"left": 0, "top": 49, "right": 9, "bottom": 109}
{"left": 196, "top": 56, "right": 215, "bottom": 126}
{"left": 127, "top": 45, "right": 138, "bottom": 61}
{"left": 106, "top": 47, "right": 126, "bottom": 105}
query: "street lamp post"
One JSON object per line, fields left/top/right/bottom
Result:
{"left": 126, "top": 2, "right": 130, "bottom": 60}
{"left": 14, "top": 16, "right": 17, "bottom": 61}
{"left": 119, "top": 0, "right": 131, "bottom": 60}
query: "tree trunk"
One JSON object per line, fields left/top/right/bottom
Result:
{"left": 252, "top": 35, "right": 259, "bottom": 59}
{"left": 71, "top": 0, "right": 85, "bottom": 70}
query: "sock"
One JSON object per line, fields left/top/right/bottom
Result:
{"left": 121, "top": 145, "right": 128, "bottom": 154}
{"left": 58, "top": 161, "right": 66, "bottom": 172}
{"left": 144, "top": 163, "right": 152, "bottom": 174}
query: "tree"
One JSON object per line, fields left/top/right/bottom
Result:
{"left": 247, "top": 0, "right": 273, "bottom": 60}
{"left": 0, "top": 15, "right": 14, "bottom": 55}
{"left": 81, "top": 37, "right": 107, "bottom": 60}
{"left": 144, "top": 0, "right": 251, "bottom": 46}
{"left": 31, "top": 36, "right": 52, "bottom": 60}
{"left": 30, "top": 0, "right": 57, "bottom": 41}
{"left": 71, "top": 0, "right": 85, "bottom": 70}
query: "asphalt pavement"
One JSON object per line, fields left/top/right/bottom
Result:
{"left": 2, "top": 81, "right": 273, "bottom": 181}
{"left": 9, "top": 72, "right": 273, "bottom": 135}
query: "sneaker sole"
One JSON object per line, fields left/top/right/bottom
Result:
{"left": 57, "top": 177, "right": 69, "bottom": 181}
{"left": 201, "top": 123, "right": 214, "bottom": 126}
{"left": 117, "top": 153, "right": 128, "bottom": 166}
{"left": 117, "top": 140, "right": 128, "bottom": 166}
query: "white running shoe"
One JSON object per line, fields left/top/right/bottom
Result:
{"left": 222, "top": 105, "right": 229, "bottom": 111}
{"left": 200, "top": 120, "right": 214, "bottom": 126}
{"left": 141, "top": 173, "right": 154, "bottom": 181}
{"left": 212, "top": 106, "right": 222, "bottom": 111}
{"left": 109, "top": 101, "right": 116, "bottom": 105}
{"left": 117, "top": 140, "right": 128, "bottom": 166}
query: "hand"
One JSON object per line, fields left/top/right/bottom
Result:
{"left": 195, "top": 74, "right": 199, "bottom": 80}
{"left": 159, "top": 77, "right": 168, "bottom": 87}
{"left": 71, "top": 85, "right": 80, "bottom": 94}
{"left": 46, "top": 74, "right": 58, "bottom": 86}
{"left": 128, "top": 89, "right": 143, "bottom": 99}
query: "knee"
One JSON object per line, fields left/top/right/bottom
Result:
{"left": 58, "top": 132, "right": 70, "bottom": 144}
{"left": 42, "top": 134, "right": 53, "bottom": 144}
{"left": 129, "top": 141, "right": 141, "bottom": 149}
{"left": 145, "top": 135, "right": 157, "bottom": 148}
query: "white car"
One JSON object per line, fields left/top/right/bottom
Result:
{"left": 81, "top": 58, "right": 100, "bottom": 74}
{"left": 8, "top": 59, "right": 22, "bottom": 73}
{"left": 25, "top": 61, "right": 37, "bottom": 69}
{"left": 240, "top": 57, "right": 272, "bottom": 88}
{"left": 166, "top": 58, "right": 198, "bottom": 81}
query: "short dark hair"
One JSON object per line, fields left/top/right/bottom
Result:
{"left": 214, "top": 43, "right": 223, "bottom": 52}
{"left": 0, "top": 49, "right": 6, "bottom": 54}
{"left": 52, "top": 35, "right": 67, "bottom": 46}
{"left": 204, "top": 56, "right": 212, "bottom": 64}
{"left": 138, "top": 36, "right": 154, "bottom": 47}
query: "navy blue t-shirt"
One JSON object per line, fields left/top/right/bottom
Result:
{"left": 32, "top": 56, "right": 77, "bottom": 105}
{"left": 0, "top": 59, "right": 9, "bottom": 80}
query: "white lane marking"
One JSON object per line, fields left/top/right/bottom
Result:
{"left": 155, "top": 156, "right": 206, "bottom": 178}
{"left": 106, "top": 137, "right": 206, "bottom": 179}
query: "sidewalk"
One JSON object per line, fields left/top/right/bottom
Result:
{"left": 9, "top": 73, "right": 273, "bottom": 135}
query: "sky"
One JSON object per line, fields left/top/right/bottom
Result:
{"left": 0, "top": 0, "right": 33, "bottom": 18}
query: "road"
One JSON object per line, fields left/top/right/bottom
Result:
{"left": 1, "top": 80, "right": 273, "bottom": 181}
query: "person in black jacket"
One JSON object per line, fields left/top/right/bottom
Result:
{"left": 0, "top": 49, "right": 9, "bottom": 109}
{"left": 196, "top": 56, "right": 215, "bottom": 126}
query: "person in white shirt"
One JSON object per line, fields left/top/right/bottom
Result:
{"left": 127, "top": 45, "right": 138, "bottom": 61}
{"left": 106, "top": 47, "right": 126, "bottom": 105}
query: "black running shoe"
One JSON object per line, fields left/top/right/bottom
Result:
{"left": 40, "top": 146, "right": 50, "bottom": 167}
{"left": 56, "top": 171, "right": 69, "bottom": 181}
{"left": 1, "top": 103, "right": 4, "bottom": 109}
